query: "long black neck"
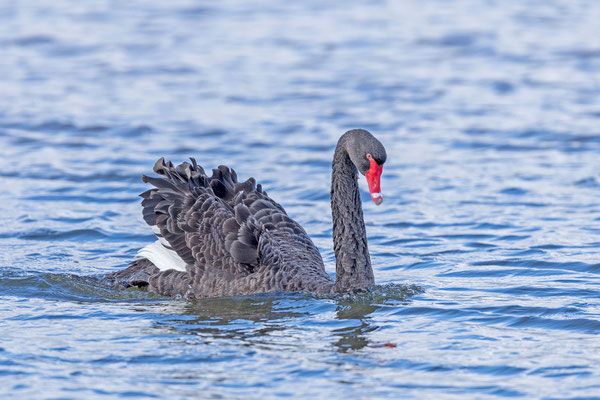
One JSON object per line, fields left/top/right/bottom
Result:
{"left": 331, "top": 141, "right": 375, "bottom": 292}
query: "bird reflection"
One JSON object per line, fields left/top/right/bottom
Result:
{"left": 146, "top": 293, "right": 314, "bottom": 345}
{"left": 136, "top": 284, "right": 422, "bottom": 353}
{"left": 332, "top": 302, "right": 379, "bottom": 352}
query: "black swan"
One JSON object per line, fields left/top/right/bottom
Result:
{"left": 107, "top": 129, "right": 387, "bottom": 298}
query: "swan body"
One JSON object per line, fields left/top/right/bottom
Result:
{"left": 107, "top": 129, "right": 387, "bottom": 298}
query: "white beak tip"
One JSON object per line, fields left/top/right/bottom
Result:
{"left": 371, "top": 193, "right": 383, "bottom": 205}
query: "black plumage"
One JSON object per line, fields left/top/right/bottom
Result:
{"left": 106, "top": 129, "right": 387, "bottom": 298}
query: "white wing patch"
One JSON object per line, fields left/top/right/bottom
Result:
{"left": 135, "top": 226, "right": 187, "bottom": 272}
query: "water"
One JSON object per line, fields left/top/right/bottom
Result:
{"left": 1, "top": 0, "right": 599, "bottom": 398}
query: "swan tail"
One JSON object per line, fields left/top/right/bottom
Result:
{"left": 105, "top": 258, "right": 159, "bottom": 289}
{"left": 105, "top": 258, "right": 193, "bottom": 297}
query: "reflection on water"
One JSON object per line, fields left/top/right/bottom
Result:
{"left": 332, "top": 303, "right": 379, "bottom": 352}
{"left": 141, "top": 284, "right": 422, "bottom": 353}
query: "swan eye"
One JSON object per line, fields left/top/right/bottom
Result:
{"left": 366, "top": 153, "right": 373, "bottom": 160}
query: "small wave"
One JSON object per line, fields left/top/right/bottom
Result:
{"left": 0, "top": 120, "right": 154, "bottom": 138}
{"left": 471, "top": 259, "right": 600, "bottom": 274}
{"left": 315, "top": 283, "right": 424, "bottom": 305}
{"left": 437, "top": 268, "right": 570, "bottom": 278}
{"left": 0, "top": 228, "right": 106, "bottom": 241}
{"left": 418, "top": 32, "right": 483, "bottom": 48}
{"left": 499, "top": 187, "right": 528, "bottom": 196}
{"left": 11, "top": 35, "right": 56, "bottom": 46}
{"left": 473, "top": 222, "right": 514, "bottom": 230}
{"left": 394, "top": 303, "right": 600, "bottom": 334}
{"left": 23, "top": 194, "right": 135, "bottom": 203}
{"left": 490, "top": 80, "right": 515, "bottom": 94}
{"left": 529, "top": 365, "right": 593, "bottom": 378}
{"left": 1, "top": 228, "right": 154, "bottom": 243}
{"left": 480, "top": 286, "right": 600, "bottom": 300}
{"left": 575, "top": 177, "right": 600, "bottom": 188}
{"left": 507, "top": 315, "right": 600, "bottom": 334}
{"left": 0, "top": 271, "right": 164, "bottom": 303}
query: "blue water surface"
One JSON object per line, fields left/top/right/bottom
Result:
{"left": 1, "top": 1, "right": 599, "bottom": 399}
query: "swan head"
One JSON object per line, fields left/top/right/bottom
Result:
{"left": 343, "top": 129, "right": 387, "bottom": 205}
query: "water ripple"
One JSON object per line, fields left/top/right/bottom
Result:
{"left": 1, "top": 0, "right": 600, "bottom": 399}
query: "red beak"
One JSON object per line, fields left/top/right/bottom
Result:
{"left": 365, "top": 158, "right": 383, "bottom": 205}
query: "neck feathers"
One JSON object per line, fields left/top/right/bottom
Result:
{"left": 330, "top": 142, "right": 375, "bottom": 292}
